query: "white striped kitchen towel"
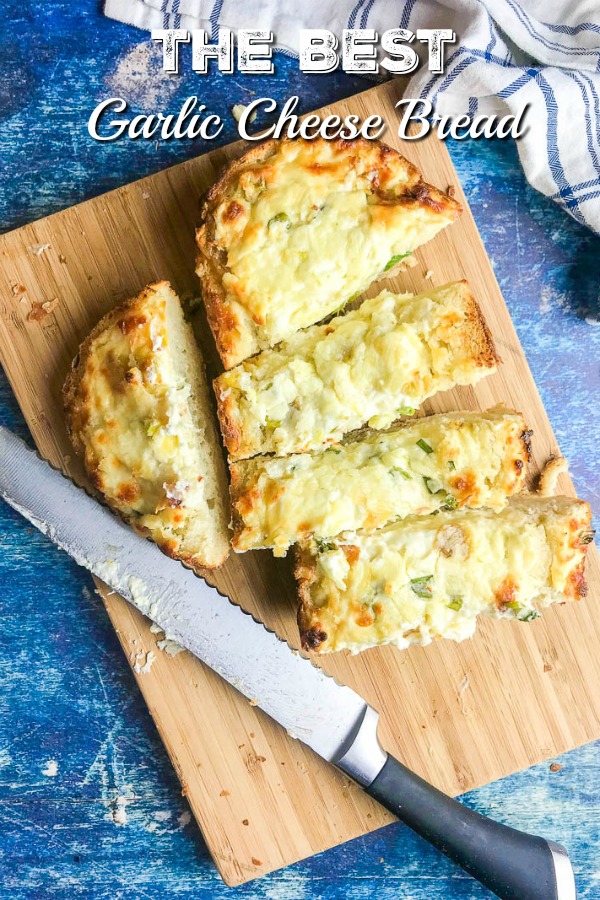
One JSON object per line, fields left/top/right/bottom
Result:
{"left": 104, "top": 0, "right": 600, "bottom": 233}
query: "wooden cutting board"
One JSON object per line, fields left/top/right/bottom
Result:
{"left": 0, "top": 79, "right": 599, "bottom": 887}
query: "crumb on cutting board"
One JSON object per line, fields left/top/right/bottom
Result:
{"left": 133, "top": 650, "right": 157, "bottom": 674}
{"left": 27, "top": 298, "right": 58, "bottom": 322}
{"left": 539, "top": 456, "right": 568, "bottom": 496}
{"left": 28, "top": 243, "right": 50, "bottom": 256}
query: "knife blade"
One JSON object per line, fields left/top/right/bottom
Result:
{"left": 0, "top": 426, "right": 575, "bottom": 900}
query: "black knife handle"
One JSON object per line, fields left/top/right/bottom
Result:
{"left": 366, "top": 754, "right": 574, "bottom": 900}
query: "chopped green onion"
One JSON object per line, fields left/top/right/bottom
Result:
{"left": 505, "top": 600, "right": 521, "bottom": 610}
{"left": 518, "top": 609, "right": 540, "bottom": 622}
{"left": 441, "top": 495, "right": 458, "bottom": 510}
{"left": 392, "top": 468, "right": 411, "bottom": 480}
{"left": 268, "top": 212, "right": 291, "bottom": 229}
{"left": 580, "top": 531, "right": 595, "bottom": 545}
{"left": 316, "top": 538, "right": 336, "bottom": 553}
{"left": 398, "top": 406, "right": 416, "bottom": 416}
{"left": 265, "top": 417, "right": 281, "bottom": 431}
{"left": 384, "top": 252, "right": 411, "bottom": 271}
{"left": 329, "top": 295, "right": 356, "bottom": 317}
{"left": 423, "top": 476, "right": 444, "bottom": 495}
{"left": 448, "top": 596, "right": 463, "bottom": 611}
{"left": 145, "top": 419, "right": 160, "bottom": 437}
{"left": 410, "top": 575, "right": 433, "bottom": 598}
{"left": 447, "top": 460, "right": 456, "bottom": 471}
{"left": 416, "top": 438, "right": 434, "bottom": 454}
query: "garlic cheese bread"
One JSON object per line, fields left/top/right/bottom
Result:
{"left": 63, "top": 281, "right": 231, "bottom": 570}
{"left": 296, "top": 495, "right": 592, "bottom": 654}
{"left": 230, "top": 409, "right": 531, "bottom": 555}
{"left": 215, "top": 281, "right": 499, "bottom": 460}
{"left": 197, "top": 138, "right": 462, "bottom": 368}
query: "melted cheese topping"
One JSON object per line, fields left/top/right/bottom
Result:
{"left": 216, "top": 282, "right": 497, "bottom": 460}
{"left": 231, "top": 409, "right": 530, "bottom": 554}
{"left": 72, "top": 285, "right": 225, "bottom": 564}
{"left": 204, "top": 139, "right": 460, "bottom": 365}
{"left": 297, "top": 496, "right": 591, "bottom": 654}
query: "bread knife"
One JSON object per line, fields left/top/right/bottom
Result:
{"left": 0, "top": 426, "right": 576, "bottom": 900}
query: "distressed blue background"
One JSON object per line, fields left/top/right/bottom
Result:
{"left": 0, "top": 2, "right": 599, "bottom": 898}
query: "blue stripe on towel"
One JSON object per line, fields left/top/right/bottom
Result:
{"left": 580, "top": 72, "right": 600, "bottom": 156}
{"left": 569, "top": 73, "right": 600, "bottom": 175}
{"left": 504, "top": 0, "right": 599, "bottom": 58}
{"left": 400, "top": 0, "right": 417, "bottom": 29}
{"left": 420, "top": 41, "right": 515, "bottom": 102}
{"left": 550, "top": 178, "right": 600, "bottom": 201}
{"left": 499, "top": 68, "right": 585, "bottom": 223}
{"left": 172, "top": 0, "right": 181, "bottom": 29}
{"left": 210, "top": 0, "right": 224, "bottom": 41}
{"left": 541, "top": 20, "right": 600, "bottom": 36}
{"left": 569, "top": 188, "right": 600, "bottom": 204}
{"left": 348, "top": 0, "right": 367, "bottom": 29}
{"left": 430, "top": 55, "right": 478, "bottom": 107}
{"left": 360, "top": 0, "right": 377, "bottom": 29}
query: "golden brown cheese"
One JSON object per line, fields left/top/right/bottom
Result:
{"left": 296, "top": 496, "right": 593, "bottom": 654}
{"left": 63, "top": 281, "right": 231, "bottom": 570}
{"left": 215, "top": 281, "right": 498, "bottom": 461}
{"left": 197, "top": 138, "right": 461, "bottom": 368}
{"left": 230, "top": 408, "right": 531, "bottom": 555}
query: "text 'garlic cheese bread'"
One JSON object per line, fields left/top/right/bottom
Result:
{"left": 296, "top": 495, "right": 593, "bottom": 654}
{"left": 197, "top": 137, "right": 462, "bottom": 368}
{"left": 215, "top": 281, "right": 499, "bottom": 460}
{"left": 63, "top": 281, "right": 231, "bottom": 570}
{"left": 230, "top": 408, "right": 531, "bottom": 555}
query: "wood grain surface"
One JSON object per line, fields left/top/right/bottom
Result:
{"left": 0, "top": 79, "right": 598, "bottom": 887}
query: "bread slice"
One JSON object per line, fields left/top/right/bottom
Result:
{"left": 63, "top": 281, "right": 231, "bottom": 570}
{"left": 215, "top": 281, "right": 499, "bottom": 461}
{"left": 230, "top": 408, "right": 531, "bottom": 555}
{"left": 196, "top": 137, "right": 462, "bottom": 368}
{"left": 295, "top": 495, "right": 593, "bottom": 654}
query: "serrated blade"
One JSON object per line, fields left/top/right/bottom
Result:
{"left": 0, "top": 427, "right": 368, "bottom": 763}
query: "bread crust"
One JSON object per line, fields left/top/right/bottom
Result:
{"left": 213, "top": 376, "right": 248, "bottom": 460}
{"left": 214, "top": 280, "right": 499, "bottom": 461}
{"left": 229, "top": 408, "right": 531, "bottom": 554}
{"left": 63, "top": 281, "right": 230, "bottom": 570}
{"left": 196, "top": 137, "right": 462, "bottom": 369}
{"left": 63, "top": 281, "right": 170, "bottom": 454}
{"left": 295, "top": 496, "right": 593, "bottom": 654}
{"left": 295, "top": 543, "right": 327, "bottom": 653}
{"left": 462, "top": 283, "right": 500, "bottom": 369}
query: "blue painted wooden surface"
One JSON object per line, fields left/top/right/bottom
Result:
{"left": 0, "top": 3, "right": 599, "bottom": 898}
